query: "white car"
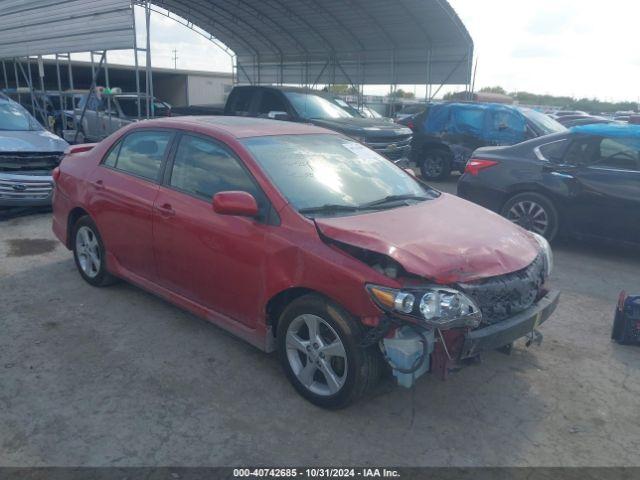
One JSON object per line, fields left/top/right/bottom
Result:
{"left": 0, "top": 93, "right": 68, "bottom": 207}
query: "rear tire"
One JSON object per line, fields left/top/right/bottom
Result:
{"left": 501, "top": 192, "right": 559, "bottom": 241}
{"left": 72, "top": 216, "right": 118, "bottom": 287}
{"left": 277, "top": 294, "right": 379, "bottom": 409}
{"left": 420, "top": 149, "right": 452, "bottom": 180}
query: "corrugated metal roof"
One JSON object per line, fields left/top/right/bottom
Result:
{"left": 0, "top": 0, "right": 134, "bottom": 58}
{"left": 154, "top": 0, "right": 473, "bottom": 85}
{"left": 0, "top": 0, "right": 472, "bottom": 86}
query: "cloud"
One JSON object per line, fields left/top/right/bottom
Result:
{"left": 526, "top": 10, "right": 572, "bottom": 35}
{"left": 511, "top": 44, "right": 560, "bottom": 59}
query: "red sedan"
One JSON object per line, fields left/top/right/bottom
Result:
{"left": 52, "top": 116, "right": 559, "bottom": 408}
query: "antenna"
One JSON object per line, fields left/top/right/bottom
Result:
{"left": 172, "top": 49, "right": 178, "bottom": 69}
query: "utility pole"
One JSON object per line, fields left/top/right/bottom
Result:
{"left": 172, "top": 49, "right": 178, "bottom": 70}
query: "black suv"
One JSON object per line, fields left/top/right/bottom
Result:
{"left": 224, "top": 86, "right": 413, "bottom": 162}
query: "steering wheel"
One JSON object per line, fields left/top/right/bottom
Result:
{"left": 605, "top": 150, "right": 636, "bottom": 161}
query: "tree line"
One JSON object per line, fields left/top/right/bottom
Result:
{"left": 445, "top": 86, "right": 637, "bottom": 113}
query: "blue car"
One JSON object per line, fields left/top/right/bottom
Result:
{"left": 408, "top": 103, "right": 566, "bottom": 179}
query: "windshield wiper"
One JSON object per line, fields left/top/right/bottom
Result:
{"left": 298, "top": 203, "right": 364, "bottom": 215}
{"left": 361, "top": 194, "right": 430, "bottom": 208}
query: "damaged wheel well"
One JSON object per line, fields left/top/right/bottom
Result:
{"left": 266, "top": 287, "right": 331, "bottom": 337}
{"left": 66, "top": 207, "right": 89, "bottom": 249}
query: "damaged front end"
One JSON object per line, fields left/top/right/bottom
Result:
{"left": 340, "top": 236, "right": 559, "bottom": 388}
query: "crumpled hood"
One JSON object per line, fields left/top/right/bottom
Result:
{"left": 0, "top": 130, "right": 68, "bottom": 153}
{"left": 315, "top": 193, "right": 540, "bottom": 283}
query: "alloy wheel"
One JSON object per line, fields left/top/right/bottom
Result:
{"left": 506, "top": 200, "right": 549, "bottom": 236}
{"left": 75, "top": 226, "right": 101, "bottom": 278}
{"left": 424, "top": 155, "right": 444, "bottom": 177}
{"left": 285, "top": 314, "right": 348, "bottom": 396}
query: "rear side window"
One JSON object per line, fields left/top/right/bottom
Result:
{"left": 227, "top": 89, "right": 253, "bottom": 116}
{"left": 108, "top": 131, "right": 172, "bottom": 180}
{"left": 536, "top": 139, "right": 568, "bottom": 162}
{"left": 452, "top": 107, "right": 485, "bottom": 136}
{"left": 169, "top": 135, "right": 265, "bottom": 206}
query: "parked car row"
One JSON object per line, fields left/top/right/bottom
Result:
{"left": 3, "top": 88, "right": 172, "bottom": 144}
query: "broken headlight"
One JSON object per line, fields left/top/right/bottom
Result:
{"left": 367, "top": 284, "right": 482, "bottom": 329}
{"left": 530, "top": 232, "right": 553, "bottom": 277}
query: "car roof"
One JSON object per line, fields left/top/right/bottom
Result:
{"left": 570, "top": 123, "right": 640, "bottom": 138}
{"left": 134, "top": 115, "right": 336, "bottom": 138}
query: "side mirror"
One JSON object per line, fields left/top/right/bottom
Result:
{"left": 267, "top": 111, "right": 290, "bottom": 121}
{"left": 212, "top": 191, "right": 259, "bottom": 217}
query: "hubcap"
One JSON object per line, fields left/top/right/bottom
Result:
{"left": 424, "top": 155, "right": 444, "bottom": 177}
{"left": 286, "top": 314, "right": 348, "bottom": 396}
{"left": 506, "top": 200, "right": 549, "bottom": 236}
{"left": 75, "top": 226, "right": 101, "bottom": 278}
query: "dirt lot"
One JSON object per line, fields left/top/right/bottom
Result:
{"left": 1, "top": 179, "right": 640, "bottom": 467}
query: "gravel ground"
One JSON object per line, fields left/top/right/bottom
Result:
{"left": 1, "top": 182, "right": 639, "bottom": 466}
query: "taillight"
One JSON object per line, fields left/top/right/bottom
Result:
{"left": 465, "top": 158, "right": 498, "bottom": 176}
{"left": 52, "top": 167, "right": 61, "bottom": 182}
{"left": 406, "top": 120, "right": 414, "bottom": 130}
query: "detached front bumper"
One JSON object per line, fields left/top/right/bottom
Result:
{"left": 459, "top": 290, "right": 560, "bottom": 359}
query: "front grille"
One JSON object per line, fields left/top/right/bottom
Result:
{"left": 0, "top": 152, "right": 63, "bottom": 173}
{"left": 365, "top": 135, "right": 412, "bottom": 160}
{"left": 0, "top": 177, "right": 53, "bottom": 200}
{"left": 458, "top": 255, "right": 546, "bottom": 324}
{"left": 366, "top": 134, "right": 412, "bottom": 145}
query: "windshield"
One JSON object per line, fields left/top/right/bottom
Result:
{"left": 284, "top": 92, "right": 353, "bottom": 120}
{"left": 399, "top": 105, "right": 425, "bottom": 115}
{"left": 0, "top": 100, "right": 41, "bottom": 131}
{"left": 332, "top": 98, "right": 364, "bottom": 117}
{"left": 521, "top": 108, "right": 566, "bottom": 135}
{"left": 242, "top": 134, "right": 435, "bottom": 216}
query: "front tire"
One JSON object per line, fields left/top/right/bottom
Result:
{"left": 501, "top": 192, "right": 559, "bottom": 241}
{"left": 72, "top": 216, "right": 117, "bottom": 287}
{"left": 277, "top": 294, "right": 379, "bottom": 409}
{"left": 420, "top": 149, "right": 452, "bottom": 180}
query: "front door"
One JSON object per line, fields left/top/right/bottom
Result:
{"left": 555, "top": 134, "right": 640, "bottom": 243}
{"left": 152, "top": 133, "right": 273, "bottom": 327}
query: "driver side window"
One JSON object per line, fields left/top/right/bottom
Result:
{"left": 594, "top": 138, "right": 640, "bottom": 171}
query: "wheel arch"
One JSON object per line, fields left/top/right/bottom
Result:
{"left": 421, "top": 141, "right": 452, "bottom": 157}
{"left": 500, "top": 188, "right": 564, "bottom": 239}
{"left": 265, "top": 287, "right": 349, "bottom": 339}
{"left": 66, "top": 206, "right": 91, "bottom": 249}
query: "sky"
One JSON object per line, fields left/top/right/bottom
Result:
{"left": 105, "top": 1, "right": 640, "bottom": 102}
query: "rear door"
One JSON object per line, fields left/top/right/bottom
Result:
{"left": 88, "top": 129, "right": 174, "bottom": 280}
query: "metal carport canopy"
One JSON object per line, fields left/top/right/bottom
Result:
{"left": 153, "top": 0, "right": 473, "bottom": 86}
